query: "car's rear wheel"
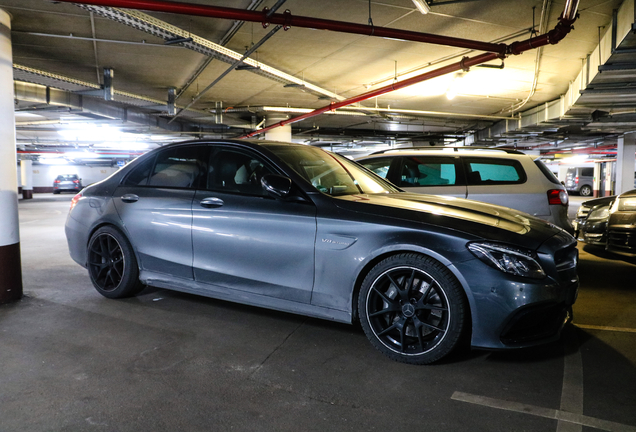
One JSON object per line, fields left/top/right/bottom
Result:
{"left": 579, "top": 185, "right": 592, "bottom": 196}
{"left": 359, "top": 254, "right": 467, "bottom": 364}
{"left": 87, "top": 226, "right": 143, "bottom": 299}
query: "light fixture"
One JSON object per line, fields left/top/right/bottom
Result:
{"left": 412, "top": 0, "right": 430, "bottom": 14}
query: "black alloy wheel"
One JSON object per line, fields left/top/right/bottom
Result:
{"left": 359, "top": 254, "right": 467, "bottom": 364}
{"left": 87, "top": 226, "right": 143, "bottom": 298}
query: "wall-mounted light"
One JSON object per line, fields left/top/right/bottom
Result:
{"left": 412, "top": 0, "right": 430, "bottom": 14}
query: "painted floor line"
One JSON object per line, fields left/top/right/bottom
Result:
{"left": 575, "top": 324, "right": 636, "bottom": 333}
{"left": 451, "top": 392, "right": 636, "bottom": 432}
{"left": 558, "top": 327, "right": 583, "bottom": 432}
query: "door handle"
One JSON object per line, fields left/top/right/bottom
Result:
{"left": 120, "top": 193, "right": 139, "bottom": 203}
{"left": 200, "top": 197, "right": 224, "bottom": 208}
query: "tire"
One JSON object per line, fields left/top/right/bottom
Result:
{"left": 358, "top": 253, "right": 467, "bottom": 365}
{"left": 87, "top": 226, "right": 143, "bottom": 299}
{"left": 579, "top": 185, "right": 592, "bottom": 197}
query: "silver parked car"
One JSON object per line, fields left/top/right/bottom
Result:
{"left": 65, "top": 140, "right": 578, "bottom": 364}
{"left": 357, "top": 148, "right": 573, "bottom": 233}
{"left": 53, "top": 174, "right": 82, "bottom": 194}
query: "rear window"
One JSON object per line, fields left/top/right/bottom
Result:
{"left": 463, "top": 158, "right": 526, "bottom": 185}
{"left": 534, "top": 159, "right": 562, "bottom": 185}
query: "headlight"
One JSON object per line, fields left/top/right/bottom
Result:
{"left": 467, "top": 242, "right": 546, "bottom": 279}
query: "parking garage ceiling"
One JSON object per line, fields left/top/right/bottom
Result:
{"left": 3, "top": 0, "right": 636, "bottom": 161}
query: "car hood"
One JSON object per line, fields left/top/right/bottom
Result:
{"left": 334, "top": 192, "right": 566, "bottom": 250}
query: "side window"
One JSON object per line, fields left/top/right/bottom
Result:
{"left": 581, "top": 168, "right": 594, "bottom": 177}
{"left": 360, "top": 157, "right": 392, "bottom": 179}
{"left": 464, "top": 158, "right": 526, "bottom": 185}
{"left": 123, "top": 156, "right": 155, "bottom": 186}
{"left": 400, "top": 156, "right": 458, "bottom": 187}
{"left": 208, "top": 149, "right": 274, "bottom": 196}
{"left": 144, "top": 146, "right": 206, "bottom": 189}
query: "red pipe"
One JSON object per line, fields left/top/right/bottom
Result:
{"left": 241, "top": 52, "right": 500, "bottom": 138}
{"left": 60, "top": 0, "right": 579, "bottom": 138}
{"left": 54, "top": 0, "right": 507, "bottom": 54}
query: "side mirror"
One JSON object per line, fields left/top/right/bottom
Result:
{"left": 261, "top": 174, "right": 292, "bottom": 198}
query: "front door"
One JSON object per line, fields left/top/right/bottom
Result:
{"left": 192, "top": 147, "right": 317, "bottom": 303}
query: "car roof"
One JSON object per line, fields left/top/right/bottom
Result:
{"left": 358, "top": 147, "right": 529, "bottom": 159}
{"left": 151, "top": 139, "right": 309, "bottom": 153}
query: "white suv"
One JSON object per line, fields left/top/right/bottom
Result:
{"left": 357, "top": 147, "right": 573, "bottom": 234}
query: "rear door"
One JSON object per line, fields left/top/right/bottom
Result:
{"left": 113, "top": 145, "right": 207, "bottom": 279}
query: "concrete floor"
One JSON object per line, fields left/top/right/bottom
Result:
{"left": 1, "top": 194, "right": 635, "bottom": 432}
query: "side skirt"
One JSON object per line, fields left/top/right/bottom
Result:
{"left": 140, "top": 271, "right": 352, "bottom": 324}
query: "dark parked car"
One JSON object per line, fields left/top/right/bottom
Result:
{"left": 65, "top": 140, "right": 578, "bottom": 364}
{"left": 577, "top": 202, "right": 612, "bottom": 246}
{"left": 53, "top": 174, "right": 82, "bottom": 194}
{"left": 607, "top": 189, "right": 636, "bottom": 257}
{"left": 573, "top": 195, "right": 615, "bottom": 238}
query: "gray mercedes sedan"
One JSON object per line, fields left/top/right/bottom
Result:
{"left": 65, "top": 140, "right": 579, "bottom": 364}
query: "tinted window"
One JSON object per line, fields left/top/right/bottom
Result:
{"left": 207, "top": 149, "right": 274, "bottom": 196}
{"left": 57, "top": 174, "right": 78, "bottom": 180}
{"left": 123, "top": 157, "right": 154, "bottom": 186}
{"left": 125, "top": 146, "right": 206, "bottom": 188}
{"left": 581, "top": 168, "right": 594, "bottom": 177}
{"left": 464, "top": 158, "right": 526, "bottom": 185}
{"left": 400, "top": 156, "right": 458, "bottom": 187}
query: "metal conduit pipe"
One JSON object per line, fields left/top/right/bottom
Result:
{"left": 61, "top": 0, "right": 580, "bottom": 138}
{"left": 241, "top": 52, "right": 501, "bottom": 138}
{"left": 54, "top": 0, "right": 507, "bottom": 54}
{"left": 241, "top": 0, "right": 579, "bottom": 138}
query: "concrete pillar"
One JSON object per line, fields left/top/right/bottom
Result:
{"left": 20, "top": 159, "right": 33, "bottom": 199}
{"left": 615, "top": 132, "right": 636, "bottom": 195}
{"left": 0, "top": 9, "right": 23, "bottom": 304}
{"left": 264, "top": 114, "right": 292, "bottom": 142}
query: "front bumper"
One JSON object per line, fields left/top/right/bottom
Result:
{"left": 455, "top": 258, "right": 578, "bottom": 350}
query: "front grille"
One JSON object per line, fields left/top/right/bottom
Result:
{"left": 607, "top": 229, "right": 636, "bottom": 255}
{"left": 576, "top": 207, "right": 591, "bottom": 219}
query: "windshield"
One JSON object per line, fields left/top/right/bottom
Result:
{"left": 268, "top": 145, "right": 400, "bottom": 196}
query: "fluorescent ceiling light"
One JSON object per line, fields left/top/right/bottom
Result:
{"left": 39, "top": 157, "right": 68, "bottom": 165}
{"left": 412, "top": 0, "right": 430, "bottom": 14}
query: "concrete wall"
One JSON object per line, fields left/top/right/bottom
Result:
{"left": 17, "top": 163, "right": 120, "bottom": 192}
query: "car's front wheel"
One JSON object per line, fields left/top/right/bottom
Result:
{"left": 87, "top": 226, "right": 143, "bottom": 299}
{"left": 359, "top": 254, "right": 468, "bottom": 364}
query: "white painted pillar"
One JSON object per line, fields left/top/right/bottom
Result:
{"left": 20, "top": 159, "right": 33, "bottom": 199}
{"left": 264, "top": 114, "right": 292, "bottom": 142}
{"left": 593, "top": 162, "right": 602, "bottom": 197}
{"left": 0, "top": 9, "right": 23, "bottom": 304}
{"left": 615, "top": 132, "right": 636, "bottom": 195}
